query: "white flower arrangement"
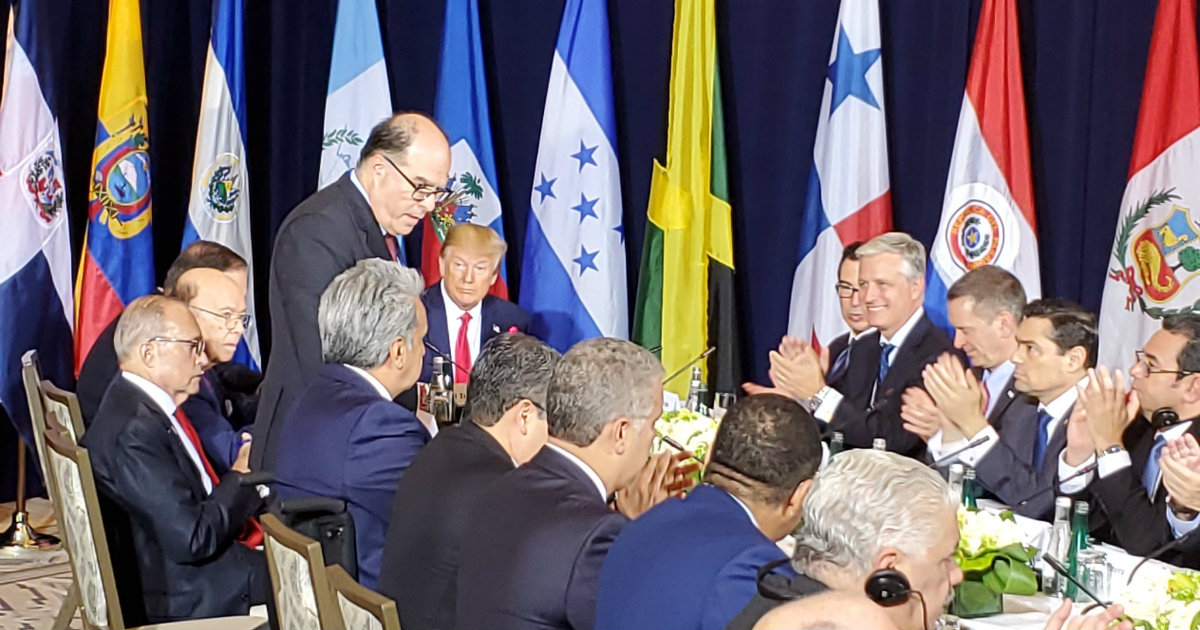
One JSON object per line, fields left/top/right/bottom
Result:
{"left": 652, "top": 408, "right": 719, "bottom": 466}
{"left": 957, "top": 507, "right": 1030, "bottom": 558}
{"left": 1113, "top": 565, "right": 1200, "bottom": 630}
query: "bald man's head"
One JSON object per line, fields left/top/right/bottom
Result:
{"left": 170, "top": 268, "right": 247, "bottom": 364}
{"left": 355, "top": 112, "right": 452, "bottom": 237}
{"left": 752, "top": 591, "right": 901, "bottom": 630}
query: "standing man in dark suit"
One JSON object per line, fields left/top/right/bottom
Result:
{"left": 378, "top": 332, "right": 560, "bottom": 630}
{"left": 253, "top": 112, "right": 451, "bottom": 471}
{"left": 273, "top": 260, "right": 432, "bottom": 590}
{"left": 420, "top": 223, "right": 531, "bottom": 384}
{"left": 82, "top": 295, "right": 268, "bottom": 625}
{"left": 825, "top": 242, "right": 872, "bottom": 390}
{"left": 456, "top": 338, "right": 697, "bottom": 630}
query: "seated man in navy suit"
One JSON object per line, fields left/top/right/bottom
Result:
{"left": 421, "top": 222, "right": 530, "bottom": 384}
{"left": 274, "top": 259, "right": 432, "bottom": 589}
{"left": 595, "top": 394, "right": 821, "bottom": 630}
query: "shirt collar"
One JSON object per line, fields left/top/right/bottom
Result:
{"left": 121, "top": 371, "right": 177, "bottom": 417}
{"left": 1039, "top": 377, "right": 1084, "bottom": 420}
{"left": 440, "top": 282, "right": 483, "bottom": 322}
{"left": 848, "top": 328, "right": 875, "bottom": 343}
{"left": 881, "top": 307, "right": 925, "bottom": 348}
{"left": 349, "top": 170, "right": 387, "bottom": 236}
{"left": 983, "top": 360, "right": 1016, "bottom": 390}
{"left": 545, "top": 443, "right": 608, "bottom": 500}
{"left": 345, "top": 365, "right": 393, "bottom": 401}
{"left": 721, "top": 487, "right": 761, "bottom": 529}
{"left": 1158, "top": 420, "right": 1194, "bottom": 442}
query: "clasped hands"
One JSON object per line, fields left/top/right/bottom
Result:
{"left": 1062, "top": 367, "right": 1139, "bottom": 466}
{"left": 899, "top": 353, "right": 987, "bottom": 443}
{"left": 742, "top": 336, "right": 828, "bottom": 401}
{"left": 613, "top": 451, "right": 701, "bottom": 519}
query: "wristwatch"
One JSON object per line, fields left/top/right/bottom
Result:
{"left": 1096, "top": 444, "right": 1126, "bottom": 459}
{"left": 808, "top": 386, "right": 832, "bottom": 412}
{"left": 1170, "top": 498, "right": 1199, "bottom": 522}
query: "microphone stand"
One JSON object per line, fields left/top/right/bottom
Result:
{"left": 1014, "top": 462, "right": 1098, "bottom": 507}
{"left": 664, "top": 347, "right": 716, "bottom": 385}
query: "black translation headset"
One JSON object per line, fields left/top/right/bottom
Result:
{"left": 1151, "top": 407, "right": 1185, "bottom": 431}
{"left": 864, "top": 568, "right": 929, "bottom": 630}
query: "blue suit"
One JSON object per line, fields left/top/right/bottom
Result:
{"left": 420, "top": 281, "right": 531, "bottom": 383}
{"left": 273, "top": 364, "right": 431, "bottom": 589}
{"left": 595, "top": 484, "right": 795, "bottom": 630}
{"left": 179, "top": 372, "right": 241, "bottom": 472}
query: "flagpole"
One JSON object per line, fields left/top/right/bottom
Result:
{"left": 0, "top": 441, "right": 59, "bottom": 551}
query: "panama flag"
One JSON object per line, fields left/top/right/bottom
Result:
{"left": 786, "top": 0, "right": 892, "bottom": 349}
{"left": 183, "top": 0, "right": 259, "bottom": 369}
{"left": 0, "top": 2, "right": 74, "bottom": 451}
{"left": 926, "top": 0, "right": 1039, "bottom": 331}
{"left": 1098, "top": 0, "right": 1200, "bottom": 368}
{"left": 519, "top": 0, "right": 627, "bottom": 351}
{"left": 318, "top": 0, "right": 393, "bottom": 192}
{"left": 425, "top": 0, "right": 508, "bottom": 298}
{"left": 74, "top": 0, "right": 156, "bottom": 372}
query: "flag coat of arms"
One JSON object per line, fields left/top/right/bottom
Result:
{"left": 786, "top": 0, "right": 892, "bottom": 349}
{"left": 183, "top": 0, "right": 260, "bottom": 368}
{"left": 1098, "top": 0, "right": 1200, "bottom": 368}
{"left": 425, "top": 0, "right": 508, "bottom": 298}
{"left": 74, "top": 0, "right": 155, "bottom": 372}
{"left": 519, "top": 0, "right": 627, "bottom": 352}
{"left": 926, "top": 0, "right": 1040, "bottom": 331}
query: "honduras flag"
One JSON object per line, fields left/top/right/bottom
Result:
{"left": 0, "top": 3, "right": 74, "bottom": 455}
{"left": 519, "top": 0, "right": 627, "bottom": 351}
{"left": 426, "top": 0, "right": 508, "bottom": 297}
{"left": 787, "top": 0, "right": 892, "bottom": 349}
{"left": 183, "top": 0, "right": 259, "bottom": 368}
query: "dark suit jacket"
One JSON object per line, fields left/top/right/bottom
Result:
{"left": 829, "top": 313, "right": 959, "bottom": 458}
{"left": 81, "top": 375, "right": 266, "bottom": 625}
{"left": 595, "top": 484, "right": 794, "bottom": 630}
{"left": 419, "top": 281, "right": 531, "bottom": 383}
{"left": 252, "top": 172, "right": 393, "bottom": 471}
{"left": 725, "top": 572, "right": 828, "bottom": 630}
{"left": 179, "top": 372, "right": 241, "bottom": 472}
{"left": 77, "top": 316, "right": 120, "bottom": 425}
{"left": 456, "top": 447, "right": 628, "bottom": 630}
{"left": 973, "top": 394, "right": 1066, "bottom": 520}
{"left": 378, "top": 421, "right": 515, "bottom": 630}
{"left": 273, "top": 364, "right": 431, "bottom": 590}
{"left": 825, "top": 332, "right": 853, "bottom": 390}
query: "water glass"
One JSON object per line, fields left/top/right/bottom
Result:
{"left": 712, "top": 392, "right": 736, "bottom": 419}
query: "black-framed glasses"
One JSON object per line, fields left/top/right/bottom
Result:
{"left": 147, "top": 336, "right": 206, "bottom": 358}
{"left": 1135, "top": 350, "right": 1195, "bottom": 379}
{"left": 835, "top": 282, "right": 860, "bottom": 298}
{"left": 190, "top": 305, "right": 251, "bottom": 331}
{"left": 380, "top": 154, "right": 452, "bottom": 204}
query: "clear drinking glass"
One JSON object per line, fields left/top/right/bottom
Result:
{"left": 712, "top": 392, "right": 736, "bottom": 419}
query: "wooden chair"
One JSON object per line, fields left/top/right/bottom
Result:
{"left": 326, "top": 564, "right": 401, "bottom": 630}
{"left": 261, "top": 512, "right": 344, "bottom": 630}
{"left": 41, "top": 378, "right": 86, "bottom": 443}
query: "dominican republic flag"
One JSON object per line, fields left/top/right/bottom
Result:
{"left": 183, "top": 0, "right": 259, "bottom": 369}
{"left": 519, "top": 0, "right": 627, "bottom": 351}
{"left": 425, "top": 0, "right": 508, "bottom": 298}
{"left": 786, "top": 0, "right": 892, "bottom": 349}
{"left": 0, "top": 2, "right": 74, "bottom": 455}
{"left": 1098, "top": 0, "right": 1200, "bottom": 368}
{"left": 926, "top": 0, "right": 1039, "bottom": 331}
{"left": 74, "top": 0, "right": 156, "bottom": 372}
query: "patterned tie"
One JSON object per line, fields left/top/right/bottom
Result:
{"left": 455, "top": 312, "right": 473, "bottom": 384}
{"left": 826, "top": 340, "right": 854, "bottom": 385}
{"left": 384, "top": 234, "right": 401, "bottom": 263}
{"left": 1032, "top": 410, "right": 1054, "bottom": 467}
{"left": 877, "top": 342, "right": 895, "bottom": 385}
{"left": 1142, "top": 434, "right": 1169, "bottom": 499}
{"left": 174, "top": 408, "right": 262, "bottom": 548}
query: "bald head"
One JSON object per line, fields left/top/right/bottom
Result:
{"left": 752, "top": 591, "right": 900, "bottom": 630}
{"left": 172, "top": 268, "right": 247, "bottom": 363}
{"left": 356, "top": 112, "right": 452, "bottom": 237}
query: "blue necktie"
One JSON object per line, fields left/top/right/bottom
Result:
{"left": 1032, "top": 410, "right": 1054, "bottom": 466}
{"left": 877, "top": 342, "right": 895, "bottom": 385}
{"left": 1143, "top": 434, "right": 1169, "bottom": 498}
{"left": 827, "top": 341, "right": 854, "bottom": 385}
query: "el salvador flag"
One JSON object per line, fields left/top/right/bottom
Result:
{"left": 787, "top": 0, "right": 892, "bottom": 349}
{"left": 519, "top": 0, "right": 627, "bottom": 351}
{"left": 183, "top": 0, "right": 260, "bottom": 368}
{"left": 0, "top": 2, "right": 74, "bottom": 454}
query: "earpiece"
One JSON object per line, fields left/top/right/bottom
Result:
{"left": 864, "top": 568, "right": 911, "bottom": 606}
{"left": 1152, "top": 407, "right": 1183, "bottom": 430}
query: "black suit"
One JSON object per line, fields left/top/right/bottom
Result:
{"left": 420, "top": 281, "right": 532, "bottom": 383}
{"left": 824, "top": 332, "right": 854, "bottom": 390}
{"left": 456, "top": 447, "right": 628, "bottom": 630}
{"left": 828, "top": 313, "right": 958, "bottom": 458}
{"left": 81, "top": 375, "right": 267, "bottom": 625}
{"left": 252, "top": 172, "right": 392, "bottom": 471}
{"left": 77, "top": 316, "right": 120, "bottom": 424}
{"left": 972, "top": 394, "right": 1066, "bottom": 520}
{"left": 724, "top": 572, "right": 827, "bottom": 630}
{"left": 378, "top": 421, "right": 515, "bottom": 630}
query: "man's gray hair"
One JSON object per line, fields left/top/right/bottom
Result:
{"left": 546, "top": 338, "right": 664, "bottom": 446}
{"left": 465, "top": 333, "right": 561, "bottom": 428}
{"left": 792, "top": 450, "right": 957, "bottom": 576}
{"left": 114, "top": 295, "right": 184, "bottom": 363}
{"left": 318, "top": 259, "right": 424, "bottom": 368}
{"left": 856, "top": 232, "right": 926, "bottom": 281}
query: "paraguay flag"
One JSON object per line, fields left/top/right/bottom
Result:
{"left": 183, "top": 0, "right": 259, "bottom": 369}
{"left": 926, "top": 0, "right": 1039, "bottom": 330}
{"left": 786, "top": 0, "right": 892, "bottom": 349}
{"left": 74, "top": 0, "right": 155, "bottom": 372}
{"left": 519, "top": 0, "right": 627, "bottom": 351}
{"left": 426, "top": 0, "right": 508, "bottom": 298}
{"left": 0, "top": 1, "right": 74, "bottom": 458}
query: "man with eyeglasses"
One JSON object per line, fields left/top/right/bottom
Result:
{"left": 254, "top": 112, "right": 452, "bottom": 471}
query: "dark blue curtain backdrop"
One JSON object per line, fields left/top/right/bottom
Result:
{"left": 0, "top": 0, "right": 1176, "bottom": 497}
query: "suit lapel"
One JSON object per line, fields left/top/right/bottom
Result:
{"left": 480, "top": 296, "right": 497, "bottom": 348}
{"left": 1041, "top": 403, "right": 1072, "bottom": 474}
{"left": 425, "top": 284, "right": 452, "bottom": 356}
{"left": 124, "top": 383, "right": 208, "bottom": 498}
{"left": 336, "top": 172, "right": 390, "bottom": 260}
{"left": 879, "top": 316, "right": 933, "bottom": 393}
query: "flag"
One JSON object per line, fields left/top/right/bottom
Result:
{"left": 1098, "top": 0, "right": 1200, "bottom": 368}
{"left": 425, "top": 0, "right": 508, "bottom": 298}
{"left": 786, "top": 0, "right": 892, "bottom": 350}
{"left": 0, "top": 2, "right": 74, "bottom": 454}
{"left": 74, "top": 0, "right": 155, "bottom": 373}
{"left": 631, "top": 0, "right": 739, "bottom": 397}
{"left": 519, "top": 0, "right": 626, "bottom": 351}
{"left": 183, "top": 0, "right": 259, "bottom": 369}
{"left": 318, "top": 0, "right": 392, "bottom": 191}
{"left": 926, "top": 0, "right": 1040, "bottom": 331}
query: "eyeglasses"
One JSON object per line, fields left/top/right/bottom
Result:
{"left": 190, "top": 305, "right": 251, "bottom": 331}
{"left": 147, "top": 337, "right": 206, "bottom": 358}
{"left": 380, "top": 154, "right": 452, "bottom": 204}
{"left": 835, "top": 282, "right": 860, "bottom": 298}
{"left": 1134, "top": 350, "right": 1195, "bottom": 379}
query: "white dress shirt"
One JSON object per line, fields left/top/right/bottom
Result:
{"left": 546, "top": 443, "right": 608, "bottom": 501}
{"left": 982, "top": 360, "right": 1017, "bottom": 418}
{"left": 814, "top": 308, "right": 925, "bottom": 422}
{"left": 442, "top": 283, "right": 483, "bottom": 374}
{"left": 122, "top": 371, "right": 212, "bottom": 495}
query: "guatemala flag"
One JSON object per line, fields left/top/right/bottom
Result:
{"left": 519, "top": 0, "right": 627, "bottom": 351}
{"left": 426, "top": 0, "right": 508, "bottom": 298}
{"left": 926, "top": 0, "right": 1040, "bottom": 330}
{"left": 787, "top": 0, "right": 892, "bottom": 349}
{"left": 183, "top": 0, "right": 259, "bottom": 369}
{"left": 0, "top": 2, "right": 74, "bottom": 455}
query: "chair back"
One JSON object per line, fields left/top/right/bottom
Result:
{"left": 326, "top": 564, "right": 401, "bottom": 630}
{"left": 20, "top": 351, "right": 53, "bottom": 492}
{"left": 41, "top": 378, "right": 86, "bottom": 443}
{"left": 43, "top": 421, "right": 126, "bottom": 630}
{"left": 261, "top": 512, "right": 344, "bottom": 630}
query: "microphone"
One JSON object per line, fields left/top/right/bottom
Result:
{"left": 1126, "top": 528, "right": 1199, "bottom": 585}
{"left": 424, "top": 340, "right": 472, "bottom": 377}
{"left": 1013, "top": 461, "right": 1098, "bottom": 507}
{"left": 928, "top": 434, "right": 992, "bottom": 468}
{"left": 664, "top": 346, "right": 716, "bottom": 385}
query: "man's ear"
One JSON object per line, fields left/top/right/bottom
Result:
{"left": 782, "top": 478, "right": 812, "bottom": 523}
{"left": 609, "top": 418, "right": 631, "bottom": 456}
{"left": 391, "top": 337, "right": 409, "bottom": 368}
{"left": 139, "top": 342, "right": 156, "bottom": 368}
{"left": 874, "top": 549, "right": 900, "bottom": 573}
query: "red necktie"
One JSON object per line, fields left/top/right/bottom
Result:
{"left": 384, "top": 234, "right": 400, "bottom": 262}
{"left": 455, "top": 312, "right": 472, "bottom": 384}
{"left": 173, "top": 408, "right": 263, "bottom": 548}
